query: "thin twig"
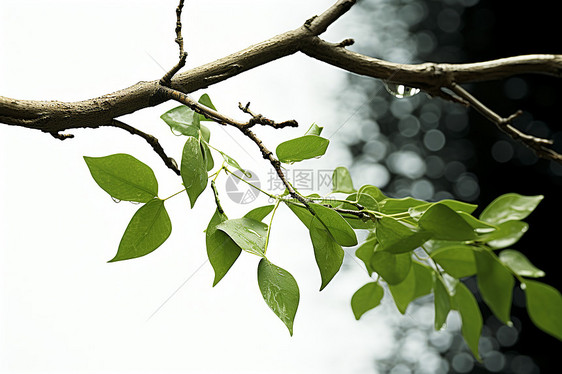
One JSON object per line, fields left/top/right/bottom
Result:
{"left": 109, "top": 119, "right": 180, "bottom": 175}
{"left": 449, "top": 83, "right": 562, "bottom": 164}
{"left": 160, "top": 0, "right": 188, "bottom": 87}
{"left": 238, "top": 102, "right": 298, "bottom": 129}
{"left": 158, "top": 86, "right": 308, "bottom": 206}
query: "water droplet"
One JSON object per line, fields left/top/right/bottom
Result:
{"left": 111, "top": 196, "right": 121, "bottom": 203}
{"left": 520, "top": 283, "right": 527, "bottom": 290}
{"left": 384, "top": 81, "right": 420, "bottom": 98}
{"left": 129, "top": 201, "right": 141, "bottom": 205}
{"left": 439, "top": 323, "right": 448, "bottom": 331}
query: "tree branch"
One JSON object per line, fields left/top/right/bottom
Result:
{"left": 449, "top": 83, "right": 562, "bottom": 163}
{"left": 1, "top": 0, "right": 562, "bottom": 164}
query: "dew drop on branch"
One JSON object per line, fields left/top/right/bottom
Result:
{"left": 384, "top": 81, "right": 420, "bottom": 98}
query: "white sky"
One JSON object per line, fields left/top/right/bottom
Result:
{"left": 0, "top": 1, "right": 406, "bottom": 373}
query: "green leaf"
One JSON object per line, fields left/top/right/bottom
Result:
{"left": 376, "top": 217, "right": 430, "bottom": 253}
{"left": 388, "top": 262, "right": 433, "bottom": 314}
{"left": 181, "top": 136, "right": 208, "bottom": 208}
{"left": 206, "top": 209, "right": 242, "bottom": 286}
{"left": 286, "top": 203, "right": 314, "bottom": 229}
{"left": 201, "top": 141, "right": 214, "bottom": 171}
{"left": 430, "top": 245, "right": 477, "bottom": 278}
{"left": 221, "top": 152, "right": 250, "bottom": 177}
{"left": 474, "top": 249, "right": 514, "bottom": 324}
{"left": 408, "top": 200, "right": 477, "bottom": 219}
{"left": 309, "top": 217, "right": 344, "bottom": 290}
{"left": 356, "top": 184, "right": 387, "bottom": 202}
{"left": 160, "top": 105, "right": 201, "bottom": 137}
{"left": 276, "top": 135, "right": 330, "bottom": 163}
{"left": 419, "top": 203, "right": 476, "bottom": 241}
{"left": 304, "top": 123, "right": 323, "bottom": 136}
{"left": 310, "top": 203, "right": 357, "bottom": 247}
{"left": 244, "top": 205, "right": 275, "bottom": 222}
{"left": 434, "top": 276, "right": 451, "bottom": 330}
{"left": 480, "top": 221, "right": 529, "bottom": 249}
{"left": 379, "top": 197, "right": 426, "bottom": 215}
{"left": 355, "top": 237, "right": 377, "bottom": 276}
{"left": 457, "top": 212, "right": 498, "bottom": 234}
{"left": 332, "top": 166, "right": 355, "bottom": 193}
{"left": 84, "top": 154, "right": 158, "bottom": 203}
{"left": 523, "top": 280, "right": 562, "bottom": 340}
{"left": 200, "top": 124, "right": 211, "bottom": 143}
{"left": 197, "top": 93, "right": 217, "bottom": 122}
{"left": 351, "top": 282, "right": 384, "bottom": 320}
{"left": 216, "top": 218, "right": 268, "bottom": 257}
{"left": 499, "top": 250, "right": 545, "bottom": 278}
{"left": 453, "top": 281, "right": 482, "bottom": 360}
{"left": 257, "top": 258, "right": 300, "bottom": 336}
{"left": 109, "top": 199, "right": 171, "bottom": 262}
{"left": 480, "top": 193, "right": 543, "bottom": 225}
{"left": 370, "top": 250, "right": 412, "bottom": 285}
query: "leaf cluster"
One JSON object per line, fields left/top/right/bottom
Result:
{"left": 83, "top": 94, "right": 562, "bottom": 358}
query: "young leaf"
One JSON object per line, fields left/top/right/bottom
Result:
{"left": 310, "top": 203, "right": 357, "bottom": 247}
{"left": 474, "top": 249, "right": 514, "bottom": 324}
{"left": 197, "top": 93, "right": 217, "bottom": 122}
{"left": 523, "top": 280, "right": 562, "bottom": 340}
{"left": 305, "top": 123, "right": 323, "bottom": 136}
{"left": 84, "top": 154, "right": 158, "bottom": 203}
{"left": 388, "top": 262, "right": 433, "bottom": 314}
{"left": 109, "top": 199, "right": 171, "bottom": 262}
{"left": 355, "top": 237, "right": 377, "bottom": 276}
{"left": 206, "top": 209, "right": 242, "bottom": 286}
{"left": 480, "top": 221, "right": 529, "bottom": 249}
{"left": 181, "top": 136, "right": 208, "bottom": 208}
{"left": 244, "top": 205, "right": 275, "bottom": 222}
{"left": 434, "top": 275, "right": 451, "bottom": 330}
{"left": 376, "top": 217, "right": 430, "bottom": 253}
{"left": 309, "top": 217, "right": 344, "bottom": 290}
{"left": 221, "top": 152, "right": 250, "bottom": 177}
{"left": 351, "top": 282, "right": 384, "bottom": 320}
{"left": 499, "top": 250, "right": 545, "bottom": 278}
{"left": 216, "top": 218, "right": 268, "bottom": 257}
{"left": 453, "top": 281, "right": 483, "bottom": 360}
{"left": 160, "top": 105, "right": 201, "bottom": 136}
{"left": 479, "top": 193, "right": 543, "bottom": 225}
{"left": 370, "top": 250, "right": 412, "bottom": 285}
{"left": 418, "top": 203, "right": 476, "bottom": 241}
{"left": 276, "top": 135, "right": 330, "bottom": 163}
{"left": 356, "top": 184, "right": 387, "bottom": 202}
{"left": 257, "top": 258, "right": 300, "bottom": 336}
{"left": 332, "top": 166, "right": 355, "bottom": 193}
{"left": 430, "top": 245, "right": 477, "bottom": 278}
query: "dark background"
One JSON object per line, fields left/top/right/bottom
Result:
{"left": 463, "top": 2, "right": 561, "bottom": 370}
{"left": 346, "top": 0, "right": 562, "bottom": 372}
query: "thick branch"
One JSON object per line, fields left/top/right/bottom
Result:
{"left": 1, "top": 0, "right": 562, "bottom": 163}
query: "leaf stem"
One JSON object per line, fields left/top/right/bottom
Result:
{"left": 163, "top": 188, "right": 186, "bottom": 201}
{"left": 264, "top": 199, "right": 281, "bottom": 255}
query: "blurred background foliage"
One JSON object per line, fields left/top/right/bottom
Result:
{"left": 335, "top": 0, "right": 562, "bottom": 372}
